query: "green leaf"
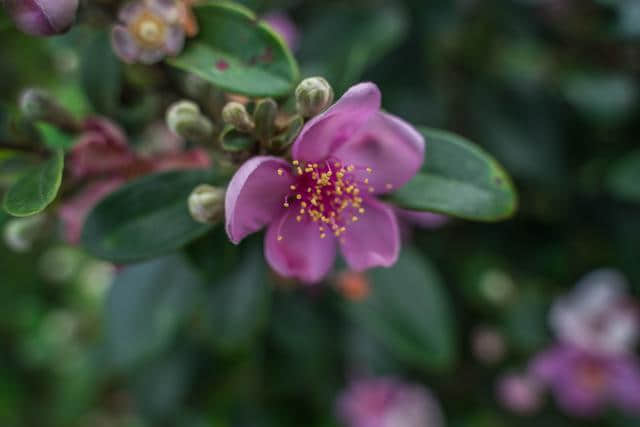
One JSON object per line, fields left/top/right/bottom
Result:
{"left": 298, "top": 4, "right": 408, "bottom": 92}
{"left": 80, "top": 31, "right": 122, "bottom": 115}
{"left": 82, "top": 170, "right": 218, "bottom": 263}
{"left": 167, "top": 2, "right": 299, "bottom": 97}
{"left": 388, "top": 127, "right": 518, "bottom": 221}
{"left": 36, "top": 123, "right": 74, "bottom": 150}
{"left": 346, "top": 248, "right": 457, "bottom": 371}
{"left": 3, "top": 149, "right": 64, "bottom": 217}
{"left": 220, "top": 126, "right": 256, "bottom": 152}
{"left": 607, "top": 150, "right": 640, "bottom": 203}
{"left": 105, "top": 255, "right": 203, "bottom": 369}
{"left": 199, "top": 242, "right": 270, "bottom": 352}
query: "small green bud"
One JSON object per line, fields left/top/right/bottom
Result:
{"left": 3, "top": 214, "right": 47, "bottom": 252}
{"left": 188, "top": 184, "right": 225, "bottom": 224}
{"left": 253, "top": 98, "right": 278, "bottom": 142}
{"left": 166, "top": 100, "right": 214, "bottom": 142}
{"left": 222, "top": 102, "right": 254, "bottom": 132}
{"left": 19, "top": 88, "right": 80, "bottom": 132}
{"left": 295, "top": 77, "right": 334, "bottom": 118}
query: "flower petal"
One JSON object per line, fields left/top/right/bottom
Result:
{"left": 610, "top": 356, "right": 640, "bottom": 414}
{"left": 333, "top": 112, "right": 425, "bottom": 195}
{"left": 339, "top": 198, "right": 400, "bottom": 271}
{"left": 164, "top": 25, "right": 185, "bottom": 55}
{"left": 151, "top": 148, "right": 210, "bottom": 172}
{"left": 59, "top": 178, "right": 125, "bottom": 244}
{"left": 265, "top": 212, "right": 337, "bottom": 283}
{"left": 225, "top": 156, "right": 294, "bottom": 244}
{"left": 111, "top": 25, "right": 140, "bottom": 63}
{"left": 292, "top": 82, "right": 381, "bottom": 163}
{"left": 147, "top": 0, "right": 180, "bottom": 23}
{"left": 118, "top": 1, "right": 145, "bottom": 23}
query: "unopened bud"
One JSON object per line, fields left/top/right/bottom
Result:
{"left": 4, "top": 0, "right": 79, "bottom": 36}
{"left": 253, "top": 98, "right": 278, "bottom": 142}
{"left": 3, "top": 214, "right": 47, "bottom": 252}
{"left": 166, "top": 101, "right": 214, "bottom": 142}
{"left": 19, "top": 88, "right": 79, "bottom": 132}
{"left": 295, "top": 77, "right": 334, "bottom": 118}
{"left": 222, "top": 102, "right": 254, "bottom": 132}
{"left": 188, "top": 184, "right": 225, "bottom": 224}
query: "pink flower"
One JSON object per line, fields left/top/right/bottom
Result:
{"left": 3, "top": 0, "right": 78, "bottom": 36}
{"left": 530, "top": 344, "right": 640, "bottom": 417}
{"left": 263, "top": 11, "right": 299, "bottom": 51}
{"left": 496, "top": 372, "right": 543, "bottom": 415}
{"left": 60, "top": 117, "right": 210, "bottom": 244}
{"left": 111, "top": 0, "right": 185, "bottom": 64}
{"left": 225, "top": 83, "right": 425, "bottom": 283}
{"left": 550, "top": 269, "right": 639, "bottom": 356}
{"left": 337, "top": 377, "right": 444, "bottom": 427}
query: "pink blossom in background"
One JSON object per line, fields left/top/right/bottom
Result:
{"left": 60, "top": 117, "right": 210, "bottom": 244}
{"left": 530, "top": 344, "right": 640, "bottom": 417}
{"left": 225, "top": 82, "right": 427, "bottom": 283}
{"left": 549, "top": 269, "right": 639, "bottom": 356}
{"left": 263, "top": 11, "right": 299, "bottom": 51}
{"left": 111, "top": 0, "right": 185, "bottom": 64}
{"left": 337, "top": 377, "right": 444, "bottom": 427}
{"left": 496, "top": 372, "right": 543, "bottom": 415}
{"left": 3, "top": 0, "right": 78, "bottom": 36}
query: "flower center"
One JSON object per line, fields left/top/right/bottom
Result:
{"left": 131, "top": 12, "right": 166, "bottom": 47}
{"left": 276, "top": 159, "right": 375, "bottom": 241}
{"left": 577, "top": 359, "right": 607, "bottom": 391}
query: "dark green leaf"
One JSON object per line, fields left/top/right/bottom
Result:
{"left": 200, "top": 242, "right": 270, "bottom": 352}
{"left": 388, "top": 127, "right": 518, "bottom": 221}
{"left": 168, "top": 2, "right": 299, "bottom": 97}
{"left": 80, "top": 31, "right": 122, "bottom": 115}
{"left": 82, "top": 170, "right": 218, "bottom": 263}
{"left": 347, "top": 248, "right": 457, "bottom": 371}
{"left": 298, "top": 4, "right": 408, "bottom": 92}
{"left": 3, "top": 149, "right": 64, "bottom": 217}
{"left": 105, "top": 255, "right": 203, "bottom": 369}
{"left": 607, "top": 150, "right": 640, "bottom": 203}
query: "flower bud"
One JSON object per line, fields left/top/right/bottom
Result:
{"left": 4, "top": 0, "right": 79, "bottom": 36}
{"left": 295, "top": 77, "right": 334, "bottom": 118}
{"left": 19, "top": 88, "right": 79, "bottom": 132}
{"left": 188, "top": 184, "right": 225, "bottom": 224}
{"left": 3, "top": 214, "right": 47, "bottom": 252}
{"left": 253, "top": 98, "right": 278, "bottom": 142}
{"left": 166, "top": 101, "right": 214, "bottom": 143}
{"left": 222, "top": 102, "right": 254, "bottom": 132}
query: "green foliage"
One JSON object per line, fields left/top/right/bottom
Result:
{"left": 388, "top": 128, "right": 518, "bottom": 221}
{"left": 82, "top": 170, "right": 218, "bottom": 263}
{"left": 347, "top": 248, "right": 457, "bottom": 372}
{"left": 608, "top": 150, "right": 640, "bottom": 203}
{"left": 80, "top": 31, "right": 122, "bottom": 116}
{"left": 3, "top": 149, "right": 64, "bottom": 217}
{"left": 168, "top": 1, "right": 299, "bottom": 97}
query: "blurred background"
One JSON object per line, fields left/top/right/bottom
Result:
{"left": 1, "top": 0, "right": 640, "bottom": 426}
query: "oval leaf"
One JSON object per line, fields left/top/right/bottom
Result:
{"left": 167, "top": 2, "right": 299, "bottom": 97}
{"left": 388, "top": 127, "right": 518, "bottom": 221}
{"left": 3, "top": 149, "right": 64, "bottom": 217}
{"left": 105, "top": 255, "right": 203, "bottom": 369}
{"left": 346, "top": 248, "right": 457, "bottom": 371}
{"left": 82, "top": 170, "right": 217, "bottom": 263}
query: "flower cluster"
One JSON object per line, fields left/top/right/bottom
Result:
{"left": 497, "top": 269, "right": 640, "bottom": 417}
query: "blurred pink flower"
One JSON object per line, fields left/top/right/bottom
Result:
{"left": 263, "top": 11, "right": 299, "bottom": 51}
{"left": 3, "top": 0, "right": 78, "bottom": 36}
{"left": 496, "top": 372, "right": 543, "bottom": 415}
{"left": 111, "top": 0, "right": 185, "bottom": 64}
{"left": 337, "top": 377, "right": 444, "bottom": 427}
{"left": 550, "top": 269, "right": 639, "bottom": 356}
{"left": 60, "top": 117, "right": 210, "bottom": 243}
{"left": 225, "top": 82, "right": 426, "bottom": 283}
{"left": 530, "top": 344, "right": 640, "bottom": 417}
